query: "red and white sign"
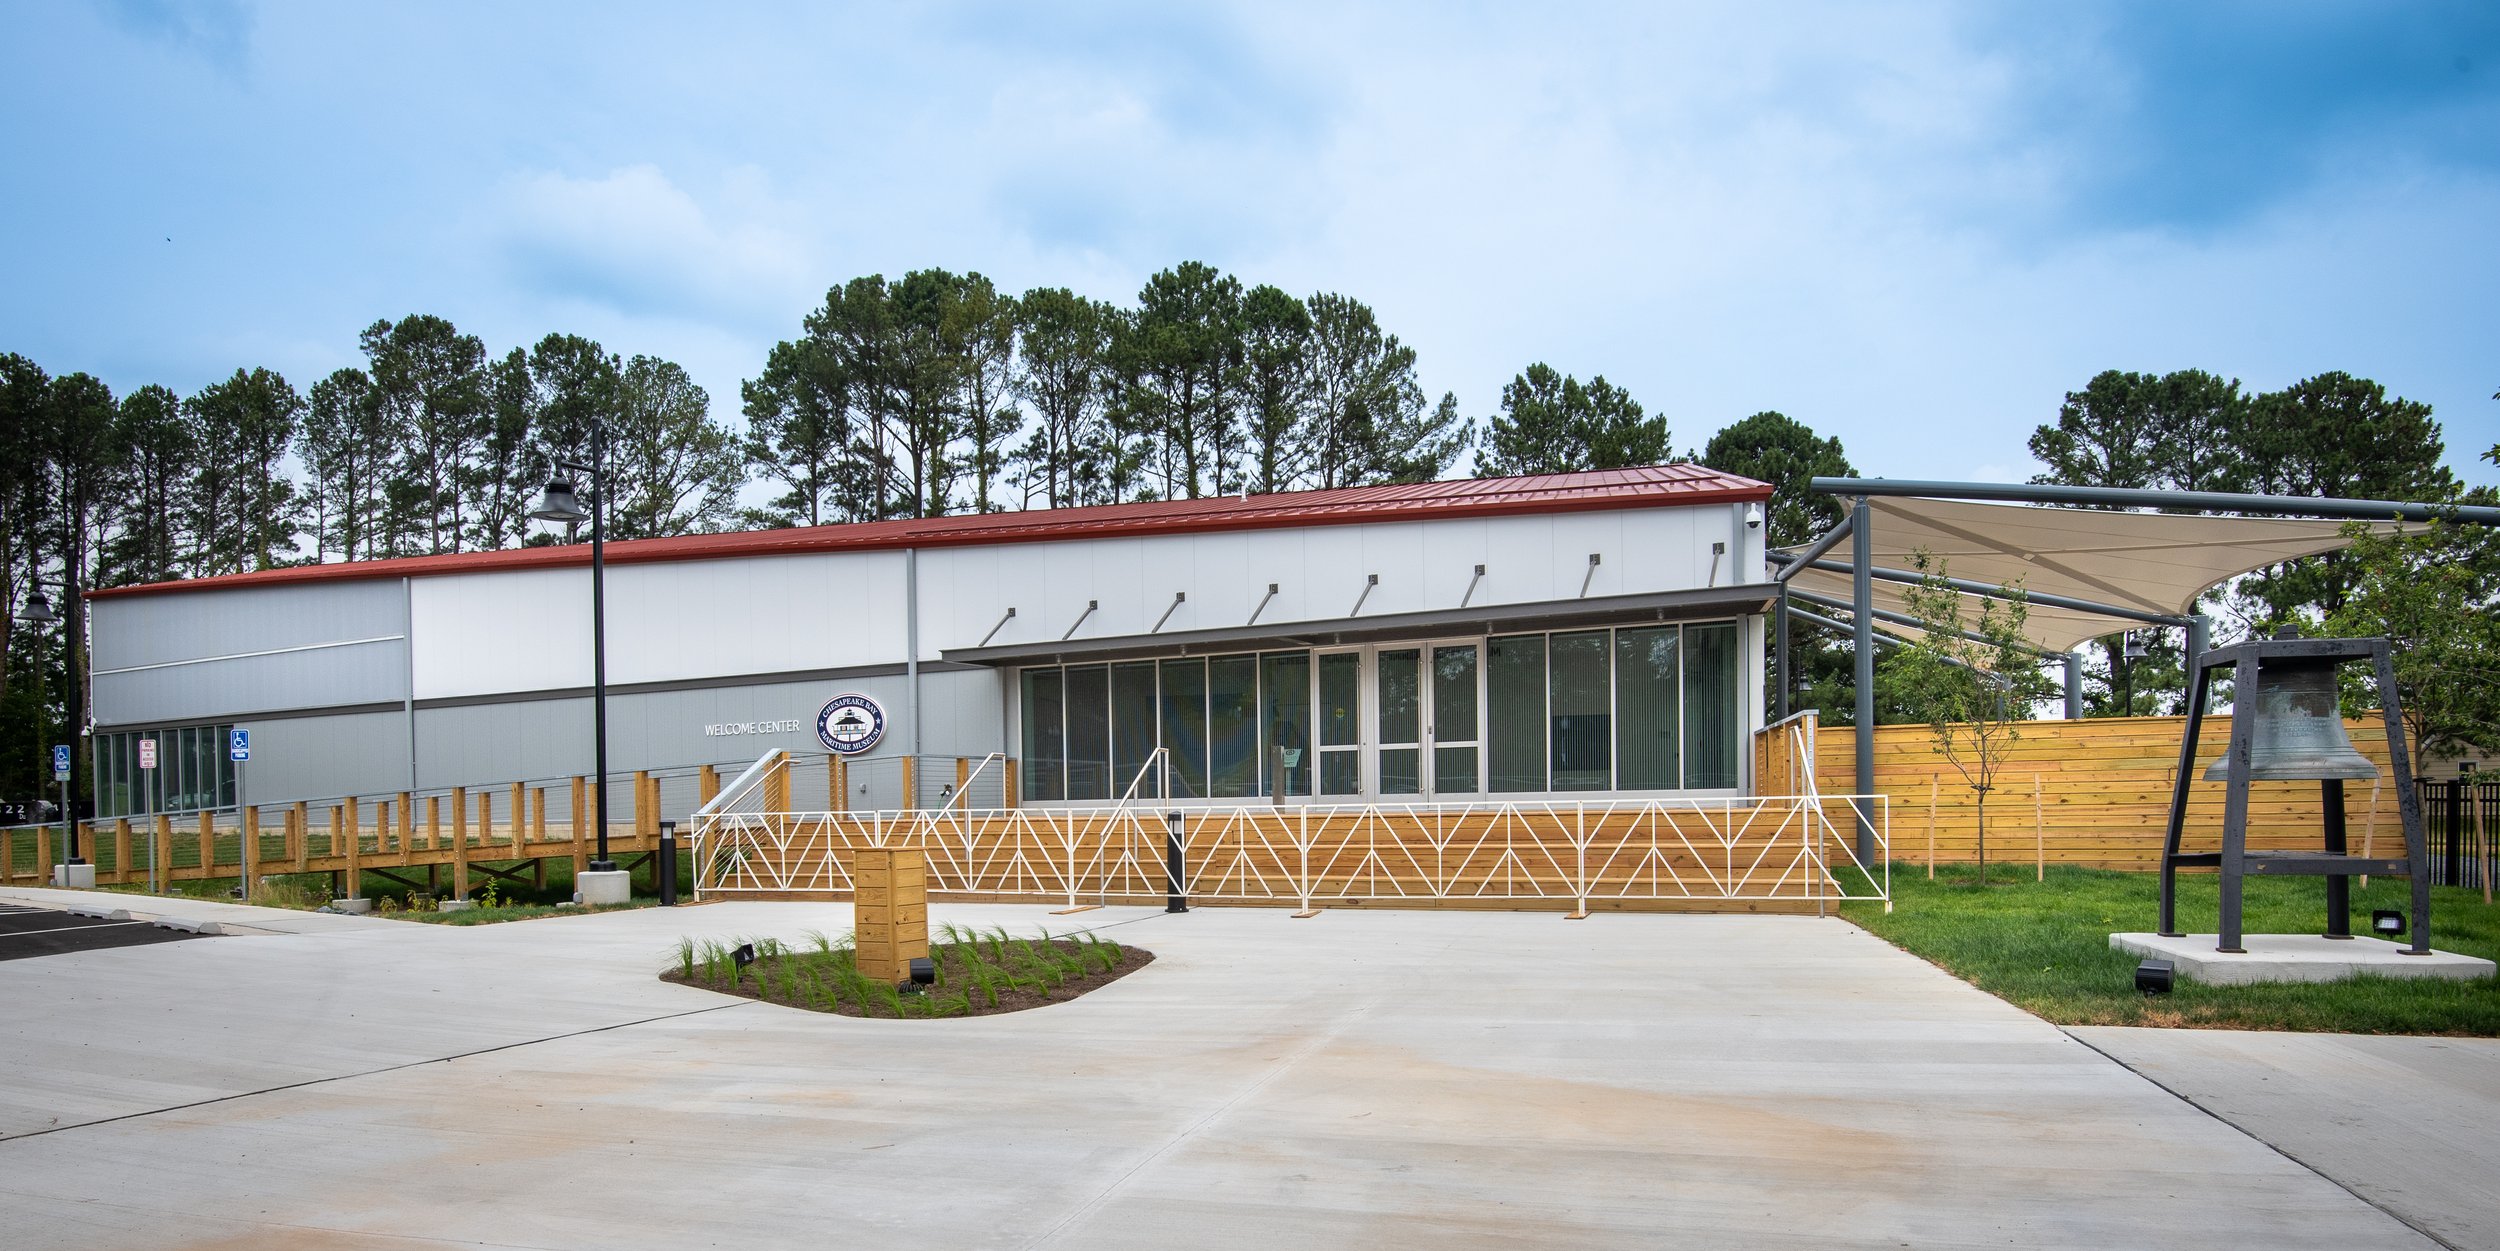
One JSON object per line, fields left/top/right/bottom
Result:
{"left": 138, "top": 738, "right": 157, "bottom": 770}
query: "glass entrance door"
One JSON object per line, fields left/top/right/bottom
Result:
{"left": 1428, "top": 642, "right": 1482, "bottom": 796}
{"left": 1316, "top": 649, "right": 1364, "bottom": 797}
{"left": 1376, "top": 648, "right": 1423, "bottom": 795}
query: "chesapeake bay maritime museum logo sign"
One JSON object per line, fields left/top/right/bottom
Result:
{"left": 815, "top": 693, "right": 886, "bottom": 755}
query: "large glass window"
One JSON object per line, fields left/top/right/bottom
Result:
{"left": 1487, "top": 635, "right": 1547, "bottom": 792}
{"left": 1110, "top": 662, "right": 1157, "bottom": 796}
{"left": 1159, "top": 658, "right": 1209, "bottom": 798}
{"left": 1064, "top": 665, "right": 1111, "bottom": 801}
{"left": 1020, "top": 669, "right": 1066, "bottom": 801}
{"left": 1259, "top": 651, "right": 1312, "bottom": 797}
{"left": 1209, "top": 655, "right": 1259, "bottom": 799}
{"left": 1548, "top": 631, "right": 1612, "bottom": 791}
{"left": 1013, "top": 618, "right": 1746, "bottom": 803}
{"left": 1614, "top": 627, "right": 1681, "bottom": 790}
{"left": 1682, "top": 623, "right": 1741, "bottom": 788}
{"left": 91, "top": 724, "right": 236, "bottom": 818}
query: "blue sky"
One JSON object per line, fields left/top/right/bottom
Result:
{"left": 3, "top": 0, "right": 2494, "bottom": 488}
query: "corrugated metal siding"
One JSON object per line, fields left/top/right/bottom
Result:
{"left": 90, "top": 580, "right": 410, "bottom": 727}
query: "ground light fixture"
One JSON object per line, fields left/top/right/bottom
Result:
{"left": 2374, "top": 910, "right": 2407, "bottom": 938}
{"left": 909, "top": 957, "right": 935, "bottom": 986}
{"left": 2134, "top": 959, "right": 2175, "bottom": 995}
{"left": 529, "top": 449, "right": 617, "bottom": 882}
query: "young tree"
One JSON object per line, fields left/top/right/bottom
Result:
{"left": 603, "top": 356, "right": 744, "bottom": 539}
{"left": 1889, "top": 553, "right": 2054, "bottom": 883}
{"left": 2326, "top": 517, "right": 2500, "bottom": 767}
{"left": 362, "top": 315, "right": 488, "bottom": 555}
{"left": 1010, "top": 287, "right": 1119, "bottom": 508}
{"left": 1477, "top": 363, "right": 1668, "bottom": 476}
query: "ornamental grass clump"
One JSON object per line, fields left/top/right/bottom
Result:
{"left": 659, "top": 924, "right": 1151, "bottom": 1019}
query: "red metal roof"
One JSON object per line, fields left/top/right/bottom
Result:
{"left": 90, "top": 463, "right": 1769, "bottom": 599}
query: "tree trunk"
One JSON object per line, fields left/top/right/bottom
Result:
{"left": 1975, "top": 793, "right": 1989, "bottom": 885}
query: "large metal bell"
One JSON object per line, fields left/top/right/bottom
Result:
{"left": 2203, "top": 661, "right": 2379, "bottom": 781}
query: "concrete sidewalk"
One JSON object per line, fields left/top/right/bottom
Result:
{"left": 2074, "top": 1026, "right": 2500, "bottom": 1251}
{"left": 0, "top": 893, "right": 2443, "bottom": 1249}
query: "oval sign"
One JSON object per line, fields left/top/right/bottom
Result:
{"left": 816, "top": 693, "right": 886, "bottom": 755}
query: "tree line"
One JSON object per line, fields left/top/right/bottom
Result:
{"left": 3, "top": 251, "right": 2492, "bottom": 800}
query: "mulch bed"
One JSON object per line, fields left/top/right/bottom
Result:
{"left": 662, "top": 938, "right": 1155, "bottom": 1018}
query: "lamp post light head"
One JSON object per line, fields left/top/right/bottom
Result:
{"left": 19, "top": 588, "right": 57, "bottom": 626}
{"left": 529, "top": 479, "right": 590, "bottom": 526}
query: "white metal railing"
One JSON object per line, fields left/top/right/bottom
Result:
{"left": 693, "top": 792, "right": 1890, "bottom": 909}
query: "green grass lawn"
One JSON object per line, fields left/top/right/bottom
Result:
{"left": 1841, "top": 864, "right": 2500, "bottom": 1035}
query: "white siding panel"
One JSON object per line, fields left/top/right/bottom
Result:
{"left": 411, "top": 567, "right": 593, "bottom": 699}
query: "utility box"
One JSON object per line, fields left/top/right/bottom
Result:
{"left": 853, "top": 847, "right": 929, "bottom": 983}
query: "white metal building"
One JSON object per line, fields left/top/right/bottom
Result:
{"left": 82, "top": 465, "right": 1777, "bottom": 816}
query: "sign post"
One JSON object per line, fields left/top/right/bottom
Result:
{"left": 52, "top": 745, "right": 78, "bottom": 882}
{"left": 230, "top": 729, "right": 251, "bottom": 901}
{"left": 139, "top": 738, "right": 157, "bottom": 891}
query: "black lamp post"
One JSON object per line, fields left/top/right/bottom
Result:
{"left": 530, "top": 431, "right": 614, "bottom": 875}
{"left": 17, "top": 585, "right": 76, "bottom": 867}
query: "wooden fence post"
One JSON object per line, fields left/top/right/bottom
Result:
{"left": 398, "top": 792, "right": 414, "bottom": 853}
{"left": 1004, "top": 758, "right": 1019, "bottom": 809}
{"left": 956, "top": 757, "right": 971, "bottom": 811}
{"left": 342, "top": 800, "right": 362, "bottom": 900}
{"left": 699, "top": 763, "right": 720, "bottom": 809}
{"left": 116, "top": 819, "right": 132, "bottom": 887}
{"left": 426, "top": 794, "right": 441, "bottom": 852}
{"left": 157, "top": 814, "right": 174, "bottom": 892}
{"left": 35, "top": 823, "right": 51, "bottom": 885}
{"left": 291, "top": 803, "right": 308, "bottom": 873}
{"left": 451, "top": 786, "right": 470, "bottom": 900}
{"left": 900, "top": 756, "right": 917, "bottom": 811}
{"left": 510, "top": 781, "right": 526, "bottom": 859}
{"left": 241, "top": 806, "right": 259, "bottom": 898}
{"left": 200, "top": 810, "right": 216, "bottom": 882}
{"left": 831, "top": 755, "right": 847, "bottom": 813}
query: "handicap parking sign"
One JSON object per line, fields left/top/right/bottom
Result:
{"left": 52, "top": 744, "right": 69, "bottom": 780}
{"left": 230, "top": 728, "right": 250, "bottom": 762}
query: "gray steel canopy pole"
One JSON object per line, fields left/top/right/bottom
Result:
{"left": 1851, "top": 496, "right": 1875, "bottom": 861}
{"left": 1774, "top": 586, "right": 1791, "bottom": 722}
{"left": 1807, "top": 477, "right": 2500, "bottom": 526}
{"left": 2063, "top": 654, "right": 2082, "bottom": 719}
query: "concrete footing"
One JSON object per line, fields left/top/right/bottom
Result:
{"left": 330, "top": 897, "right": 374, "bottom": 915}
{"left": 576, "top": 870, "right": 631, "bottom": 906}
{"left": 436, "top": 899, "right": 474, "bottom": 912}
{"left": 50, "top": 863, "right": 96, "bottom": 889}
{"left": 2111, "top": 932, "right": 2496, "bottom": 985}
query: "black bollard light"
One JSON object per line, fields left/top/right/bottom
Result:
{"left": 2134, "top": 959, "right": 2175, "bottom": 995}
{"left": 1165, "top": 810, "right": 1188, "bottom": 913}
{"left": 657, "top": 819, "right": 678, "bottom": 907}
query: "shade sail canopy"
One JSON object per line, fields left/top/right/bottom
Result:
{"left": 1780, "top": 496, "right": 2399, "bottom": 653}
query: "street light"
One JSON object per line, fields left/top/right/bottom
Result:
{"left": 16, "top": 585, "right": 78, "bottom": 876}
{"left": 530, "top": 428, "right": 625, "bottom": 902}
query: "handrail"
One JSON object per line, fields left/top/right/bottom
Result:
{"left": 695, "top": 749, "right": 790, "bottom": 820}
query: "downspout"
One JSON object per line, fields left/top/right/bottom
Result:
{"left": 1851, "top": 496, "right": 1875, "bottom": 863}
{"left": 906, "top": 548, "right": 921, "bottom": 801}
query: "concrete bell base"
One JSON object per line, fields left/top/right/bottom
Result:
{"left": 51, "top": 863, "right": 96, "bottom": 889}
{"left": 330, "top": 897, "right": 374, "bottom": 915}
{"left": 576, "top": 870, "right": 631, "bottom": 906}
{"left": 436, "top": 899, "right": 474, "bottom": 912}
{"left": 2112, "top": 932, "right": 2496, "bottom": 986}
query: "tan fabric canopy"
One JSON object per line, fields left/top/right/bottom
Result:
{"left": 1780, "top": 497, "right": 2400, "bottom": 653}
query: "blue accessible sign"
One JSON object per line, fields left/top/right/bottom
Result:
{"left": 230, "top": 728, "right": 250, "bottom": 762}
{"left": 52, "top": 744, "right": 69, "bottom": 781}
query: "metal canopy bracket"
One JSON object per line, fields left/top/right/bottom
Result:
{"left": 1151, "top": 592, "right": 1187, "bottom": 634}
{"left": 1350, "top": 573, "right": 1379, "bottom": 617}
{"left": 1579, "top": 553, "right": 1602, "bottom": 598}
{"left": 979, "top": 606, "right": 1017, "bottom": 648}
{"left": 1061, "top": 600, "right": 1098, "bottom": 641}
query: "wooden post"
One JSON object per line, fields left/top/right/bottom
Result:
{"left": 342, "top": 799, "right": 362, "bottom": 900}
{"left": 632, "top": 771, "right": 652, "bottom": 847}
{"left": 115, "top": 819, "right": 132, "bottom": 887}
{"left": 2034, "top": 773, "right": 2045, "bottom": 883}
{"left": 35, "top": 823, "right": 51, "bottom": 885}
{"left": 291, "top": 802, "right": 309, "bottom": 873}
{"left": 344, "top": 795, "right": 362, "bottom": 860}
{"left": 398, "top": 792, "right": 414, "bottom": 853}
{"left": 1925, "top": 775, "right": 1938, "bottom": 880}
{"left": 241, "top": 806, "right": 260, "bottom": 898}
{"left": 532, "top": 785, "right": 547, "bottom": 843}
{"left": 157, "top": 814, "right": 174, "bottom": 891}
{"left": 426, "top": 794, "right": 441, "bottom": 852}
{"left": 901, "top": 756, "right": 917, "bottom": 811}
{"left": 956, "top": 757, "right": 971, "bottom": 811}
{"left": 764, "top": 762, "right": 790, "bottom": 814}
{"left": 201, "top": 810, "right": 217, "bottom": 880}
{"left": 1004, "top": 757, "right": 1018, "bottom": 809}
{"left": 571, "top": 775, "right": 589, "bottom": 881}
{"left": 831, "top": 756, "right": 847, "bottom": 813}
{"left": 510, "top": 781, "right": 526, "bottom": 859}
{"left": 699, "top": 764, "right": 720, "bottom": 809}
{"left": 451, "top": 786, "right": 470, "bottom": 900}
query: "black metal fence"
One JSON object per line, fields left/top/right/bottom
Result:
{"left": 2419, "top": 778, "right": 2500, "bottom": 890}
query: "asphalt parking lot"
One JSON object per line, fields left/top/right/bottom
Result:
{"left": 0, "top": 901, "right": 207, "bottom": 962}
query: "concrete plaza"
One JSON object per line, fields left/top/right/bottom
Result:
{"left": 0, "top": 886, "right": 2458, "bottom": 1249}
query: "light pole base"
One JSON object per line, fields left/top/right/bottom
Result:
{"left": 51, "top": 862, "right": 96, "bottom": 889}
{"left": 578, "top": 869, "right": 631, "bottom": 906}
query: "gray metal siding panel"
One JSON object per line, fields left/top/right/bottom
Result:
{"left": 234, "top": 711, "right": 413, "bottom": 806}
{"left": 92, "top": 638, "right": 411, "bottom": 728}
{"left": 92, "top": 580, "right": 408, "bottom": 669}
